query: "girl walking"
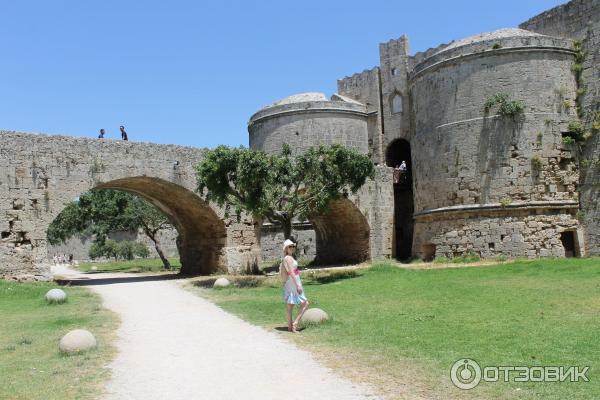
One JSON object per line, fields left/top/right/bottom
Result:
{"left": 280, "top": 239, "right": 309, "bottom": 333}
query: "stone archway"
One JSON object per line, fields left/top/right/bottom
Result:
{"left": 94, "top": 177, "right": 227, "bottom": 275}
{"left": 310, "top": 198, "right": 370, "bottom": 265}
{"left": 0, "top": 131, "right": 262, "bottom": 280}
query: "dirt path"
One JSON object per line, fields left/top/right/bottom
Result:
{"left": 53, "top": 265, "right": 380, "bottom": 400}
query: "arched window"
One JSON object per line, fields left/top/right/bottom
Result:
{"left": 391, "top": 93, "right": 403, "bottom": 114}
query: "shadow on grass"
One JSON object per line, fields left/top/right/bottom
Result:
{"left": 274, "top": 326, "right": 306, "bottom": 332}
{"left": 304, "top": 269, "right": 362, "bottom": 285}
{"left": 56, "top": 274, "right": 183, "bottom": 286}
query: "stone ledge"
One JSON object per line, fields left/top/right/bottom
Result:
{"left": 414, "top": 200, "right": 579, "bottom": 220}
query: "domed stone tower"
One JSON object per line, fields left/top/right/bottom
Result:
{"left": 409, "top": 28, "right": 582, "bottom": 259}
{"left": 248, "top": 92, "right": 370, "bottom": 155}
{"left": 247, "top": 92, "right": 394, "bottom": 265}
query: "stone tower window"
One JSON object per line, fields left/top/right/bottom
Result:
{"left": 391, "top": 92, "right": 403, "bottom": 114}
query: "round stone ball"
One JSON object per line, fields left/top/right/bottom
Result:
{"left": 45, "top": 288, "right": 67, "bottom": 304}
{"left": 301, "top": 308, "right": 329, "bottom": 324}
{"left": 59, "top": 329, "right": 97, "bottom": 354}
{"left": 213, "top": 278, "right": 231, "bottom": 288}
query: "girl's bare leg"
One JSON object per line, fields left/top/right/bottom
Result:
{"left": 287, "top": 304, "right": 294, "bottom": 332}
{"left": 293, "top": 300, "right": 310, "bottom": 329}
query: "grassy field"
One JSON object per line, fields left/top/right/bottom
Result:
{"left": 75, "top": 257, "right": 181, "bottom": 273}
{"left": 0, "top": 280, "right": 118, "bottom": 400}
{"left": 192, "top": 258, "right": 600, "bottom": 400}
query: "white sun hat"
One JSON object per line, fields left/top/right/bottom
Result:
{"left": 283, "top": 239, "right": 296, "bottom": 252}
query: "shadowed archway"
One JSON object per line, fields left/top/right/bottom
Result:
{"left": 94, "top": 177, "right": 227, "bottom": 275}
{"left": 310, "top": 198, "right": 370, "bottom": 265}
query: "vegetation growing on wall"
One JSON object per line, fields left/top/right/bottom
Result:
{"left": 483, "top": 93, "right": 525, "bottom": 118}
{"left": 531, "top": 154, "right": 543, "bottom": 171}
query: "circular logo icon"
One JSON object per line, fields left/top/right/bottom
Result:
{"left": 450, "top": 358, "right": 482, "bottom": 389}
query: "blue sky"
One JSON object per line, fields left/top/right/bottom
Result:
{"left": 0, "top": 0, "right": 565, "bottom": 148}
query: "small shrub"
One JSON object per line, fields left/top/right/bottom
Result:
{"left": 531, "top": 155, "right": 543, "bottom": 171}
{"left": 455, "top": 251, "right": 481, "bottom": 263}
{"left": 233, "top": 276, "right": 264, "bottom": 288}
{"left": 576, "top": 87, "right": 587, "bottom": 97}
{"left": 133, "top": 242, "right": 150, "bottom": 258}
{"left": 592, "top": 117, "right": 600, "bottom": 132}
{"left": 499, "top": 197, "right": 512, "bottom": 208}
{"left": 115, "top": 241, "right": 135, "bottom": 260}
{"left": 596, "top": 160, "right": 600, "bottom": 169}
{"left": 18, "top": 337, "right": 32, "bottom": 346}
{"left": 484, "top": 93, "right": 525, "bottom": 118}
{"left": 580, "top": 159, "right": 591, "bottom": 168}
{"left": 563, "top": 100, "right": 572, "bottom": 112}
{"left": 562, "top": 136, "right": 576, "bottom": 145}
{"left": 576, "top": 210, "right": 585, "bottom": 221}
{"left": 309, "top": 269, "right": 359, "bottom": 284}
{"left": 492, "top": 43, "right": 502, "bottom": 50}
{"left": 495, "top": 254, "right": 508, "bottom": 262}
{"left": 433, "top": 256, "right": 451, "bottom": 264}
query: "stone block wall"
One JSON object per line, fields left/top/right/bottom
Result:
{"left": 337, "top": 68, "right": 384, "bottom": 163}
{"left": 414, "top": 209, "right": 581, "bottom": 259}
{"left": 0, "top": 131, "right": 260, "bottom": 279}
{"left": 521, "top": 0, "right": 600, "bottom": 255}
{"left": 47, "top": 227, "right": 180, "bottom": 261}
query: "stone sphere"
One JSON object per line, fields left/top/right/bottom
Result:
{"left": 213, "top": 278, "right": 231, "bottom": 288}
{"left": 46, "top": 288, "right": 67, "bottom": 304}
{"left": 301, "top": 308, "right": 329, "bottom": 324}
{"left": 59, "top": 329, "right": 97, "bottom": 354}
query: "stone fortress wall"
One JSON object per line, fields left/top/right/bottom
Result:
{"left": 0, "top": 132, "right": 261, "bottom": 279}
{"left": 252, "top": 0, "right": 600, "bottom": 261}
{"left": 519, "top": 0, "right": 600, "bottom": 258}
{"left": 3, "top": 0, "right": 599, "bottom": 280}
{"left": 47, "top": 228, "right": 180, "bottom": 261}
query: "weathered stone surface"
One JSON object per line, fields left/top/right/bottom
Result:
{"left": 59, "top": 329, "right": 97, "bottom": 354}
{"left": 0, "top": 132, "right": 262, "bottom": 279}
{"left": 300, "top": 308, "right": 329, "bottom": 324}
{"left": 45, "top": 288, "right": 67, "bottom": 303}
{"left": 213, "top": 278, "right": 231, "bottom": 288}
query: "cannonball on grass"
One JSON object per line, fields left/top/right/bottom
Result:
{"left": 59, "top": 329, "right": 97, "bottom": 354}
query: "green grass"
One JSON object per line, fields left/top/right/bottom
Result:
{"left": 192, "top": 258, "right": 600, "bottom": 399}
{"left": 0, "top": 280, "right": 118, "bottom": 400}
{"left": 76, "top": 257, "right": 181, "bottom": 273}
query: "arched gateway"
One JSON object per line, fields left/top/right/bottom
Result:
{"left": 1, "top": 131, "right": 394, "bottom": 280}
{"left": 0, "top": 131, "right": 261, "bottom": 280}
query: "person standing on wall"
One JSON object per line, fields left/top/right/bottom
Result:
{"left": 120, "top": 125, "right": 128, "bottom": 141}
{"left": 98, "top": 128, "right": 105, "bottom": 139}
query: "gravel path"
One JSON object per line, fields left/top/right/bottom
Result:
{"left": 53, "top": 265, "right": 380, "bottom": 400}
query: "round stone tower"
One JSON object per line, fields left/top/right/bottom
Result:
{"left": 248, "top": 92, "right": 369, "bottom": 155}
{"left": 408, "top": 28, "right": 582, "bottom": 259}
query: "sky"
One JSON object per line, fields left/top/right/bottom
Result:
{"left": 0, "top": 0, "right": 566, "bottom": 149}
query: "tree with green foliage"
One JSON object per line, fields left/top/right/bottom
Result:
{"left": 196, "top": 144, "right": 374, "bottom": 240}
{"left": 48, "top": 190, "right": 173, "bottom": 269}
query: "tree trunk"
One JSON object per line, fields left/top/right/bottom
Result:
{"left": 282, "top": 217, "right": 293, "bottom": 240}
{"left": 144, "top": 229, "right": 171, "bottom": 270}
{"left": 154, "top": 242, "right": 171, "bottom": 270}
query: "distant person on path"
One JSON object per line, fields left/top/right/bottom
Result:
{"left": 120, "top": 125, "right": 128, "bottom": 141}
{"left": 98, "top": 128, "right": 105, "bottom": 139}
{"left": 279, "top": 239, "right": 309, "bottom": 333}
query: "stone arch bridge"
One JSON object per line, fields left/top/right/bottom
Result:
{"left": 0, "top": 131, "right": 393, "bottom": 280}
